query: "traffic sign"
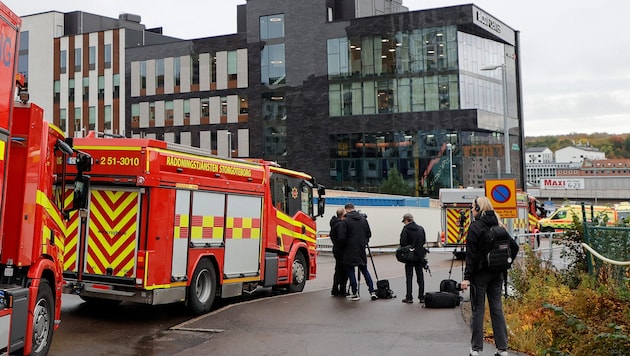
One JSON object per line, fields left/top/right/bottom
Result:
{"left": 485, "top": 178, "right": 517, "bottom": 218}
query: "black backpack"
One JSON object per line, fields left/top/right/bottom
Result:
{"left": 485, "top": 225, "right": 519, "bottom": 272}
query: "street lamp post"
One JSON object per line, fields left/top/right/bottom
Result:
{"left": 446, "top": 143, "right": 453, "bottom": 188}
{"left": 481, "top": 63, "right": 510, "bottom": 175}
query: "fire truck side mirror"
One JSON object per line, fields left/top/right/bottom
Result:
{"left": 316, "top": 185, "right": 326, "bottom": 218}
{"left": 72, "top": 175, "right": 91, "bottom": 210}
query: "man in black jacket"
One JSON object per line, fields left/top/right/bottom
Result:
{"left": 330, "top": 207, "right": 348, "bottom": 296}
{"left": 399, "top": 213, "right": 426, "bottom": 304}
{"left": 339, "top": 203, "right": 377, "bottom": 301}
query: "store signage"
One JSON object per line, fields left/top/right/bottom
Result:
{"left": 472, "top": 6, "right": 515, "bottom": 45}
{"left": 540, "top": 178, "right": 585, "bottom": 190}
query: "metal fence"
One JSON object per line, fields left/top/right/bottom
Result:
{"left": 583, "top": 225, "right": 630, "bottom": 288}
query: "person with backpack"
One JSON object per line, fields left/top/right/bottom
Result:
{"left": 399, "top": 213, "right": 427, "bottom": 304}
{"left": 460, "top": 196, "right": 511, "bottom": 356}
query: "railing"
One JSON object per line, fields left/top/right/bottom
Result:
{"left": 583, "top": 225, "right": 630, "bottom": 289}
{"left": 515, "top": 232, "right": 572, "bottom": 270}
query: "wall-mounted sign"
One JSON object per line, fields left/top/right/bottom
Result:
{"left": 540, "top": 178, "right": 585, "bottom": 190}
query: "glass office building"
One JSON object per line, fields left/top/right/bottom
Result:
{"left": 124, "top": 1, "right": 523, "bottom": 197}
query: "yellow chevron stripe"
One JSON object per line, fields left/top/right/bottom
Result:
{"left": 36, "top": 190, "right": 66, "bottom": 236}
{"left": 276, "top": 224, "right": 316, "bottom": 244}
{"left": 92, "top": 191, "right": 138, "bottom": 217}
{"left": 0, "top": 140, "right": 5, "bottom": 160}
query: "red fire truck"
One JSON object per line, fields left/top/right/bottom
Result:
{"left": 63, "top": 133, "right": 325, "bottom": 314}
{"left": 0, "top": 2, "right": 92, "bottom": 354}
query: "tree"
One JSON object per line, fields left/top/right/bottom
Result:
{"left": 379, "top": 168, "right": 412, "bottom": 196}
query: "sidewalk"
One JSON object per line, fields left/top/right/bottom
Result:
{"left": 175, "top": 250, "right": 524, "bottom": 355}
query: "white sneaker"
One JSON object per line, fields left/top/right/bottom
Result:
{"left": 346, "top": 293, "right": 360, "bottom": 301}
{"left": 494, "top": 350, "right": 508, "bottom": 356}
{"left": 370, "top": 291, "right": 378, "bottom": 300}
{"left": 469, "top": 349, "right": 479, "bottom": 356}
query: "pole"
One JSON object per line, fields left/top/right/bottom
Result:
{"left": 501, "top": 64, "right": 511, "bottom": 175}
{"left": 447, "top": 143, "right": 453, "bottom": 188}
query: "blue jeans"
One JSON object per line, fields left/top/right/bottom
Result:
{"left": 346, "top": 264, "right": 375, "bottom": 295}
{"left": 470, "top": 270, "right": 508, "bottom": 352}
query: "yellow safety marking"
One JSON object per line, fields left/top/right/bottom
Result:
{"left": 0, "top": 140, "right": 4, "bottom": 160}
{"left": 49, "top": 123, "right": 65, "bottom": 137}
{"left": 74, "top": 145, "right": 142, "bottom": 152}
{"left": 91, "top": 190, "right": 138, "bottom": 218}
{"left": 223, "top": 276, "right": 260, "bottom": 284}
{"left": 36, "top": 190, "right": 66, "bottom": 236}
{"left": 276, "top": 224, "right": 316, "bottom": 244}
{"left": 269, "top": 166, "right": 311, "bottom": 180}
{"left": 42, "top": 225, "right": 51, "bottom": 255}
{"left": 175, "top": 214, "right": 189, "bottom": 239}
{"left": 276, "top": 212, "right": 316, "bottom": 236}
{"left": 144, "top": 282, "right": 188, "bottom": 291}
{"left": 86, "top": 221, "right": 136, "bottom": 257}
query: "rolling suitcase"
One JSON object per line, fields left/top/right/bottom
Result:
{"left": 424, "top": 291, "right": 460, "bottom": 308}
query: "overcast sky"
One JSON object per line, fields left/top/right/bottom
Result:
{"left": 6, "top": 0, "right": 630, "bottom": 137}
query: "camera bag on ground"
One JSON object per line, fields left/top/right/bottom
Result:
{"left": 439, "top": 246, "right": 461, "bottom": 294}
{"left": 367, "top": 245, "right": 396, "bottom": 299}
{"left": 424, "top": 291, "right": 460, "bottom": 308}
{"left": 485, "top": 225, "right": 519, "bottom": 273}
{"left": 395, "top": 245, "right": 416, "bottom": 263}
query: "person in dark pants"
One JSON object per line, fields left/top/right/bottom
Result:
{"left": 399, "top": 213, "right": 426, "bottom": 304}
{"left": 339, "top": 203, "right": 377, "bottom": 301}
{"left": 329, "top": 207, "right": 348, "bottom": 296}
{"left": 460, "top": 196, "right": 509, "bottom": 356}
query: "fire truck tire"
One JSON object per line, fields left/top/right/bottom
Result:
{"left": 288, "top": 252, "right": 307, "bottom": 293}
{"left": 187, "top": 259, "right": 217, "bottom": 315}
{"left": 31, "top": 279, "right": 54, "bottom": 356}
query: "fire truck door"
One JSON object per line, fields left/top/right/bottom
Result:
{"left": 82, "top": 187, "right": 141, "bottom": 278}
{"left": 223, "top": 194, "right": 262, "bottom": 278}
{"left": 172, "top": 190, "right": 227, "bottom": 279}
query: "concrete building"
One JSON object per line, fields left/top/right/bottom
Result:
{"left": 555, "top": 145, "right": 605, "bottom": 164}
{"left": 525, "top": 147, "right": 553, "bottom": 163}
{"left": 18, "top": 1, "right": 525, "bottom": 198}
{"left": 19, "top": 11, "right": 178, "bottom": 137}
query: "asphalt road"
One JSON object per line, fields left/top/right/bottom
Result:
{"left": 49, "top": 251, "right": 516, "bottom": 355}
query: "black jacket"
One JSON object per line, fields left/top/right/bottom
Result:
{"left": 338, "top": 211, "right": 371, "bottom": 267}
{"left": 329, "top": 215, "right": 344, "bottom": 258}
{"left": 464, "top": 210, "right": 499, "bottom": 281}
{"left": 399, "top": 221, "right": 426, "bottom": 264}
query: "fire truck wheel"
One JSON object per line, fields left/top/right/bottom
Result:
{"left": 288, "top": 252, "right": 307, "bottom": 293}
{"left": 187, "top": 259, "right": 217, "bottom": 315}
{"left": 32, "top": 279, "right": 54, "bottom": 356}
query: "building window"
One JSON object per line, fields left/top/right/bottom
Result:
{"left": 227, "top": 50, "right": 237, "bottom": 83}
{"left": 261, "top": 43, "right": 285, "bottom": 85}
{"left": 173, "top": 57, "right": 181, "bottom": 87}
{"left": 83, "top": 77, "right": 89, "bottom": 101}
{"left": 60, "top": 50, "right": 67, "bottom": 74}
{"left": 201, "top": 98, "right": 209, "bottom": 119}
{"left": 165, "top": 101, "right": 174, "bottom": 121}
{"left": 239, "top": 96, "right": 248, "bottom": 114}
{"left": 260, "top": 14, "right": 284, "bottom": 40}
{"left": 89, "top": 46, "right": 96, "bottom": 70}
{"left": 131, "top": 104, "right": 140, "bottom": 126}
{"left": 183, "top": 99, "right": 190, "bottom": 118}
{"left": 54, "top": 81, "right": 60, "bottom": 103}
{"left": 68, "top": 79, "right": 75, "bottom": 101}
{"left": 74, "top": 108, "right": 82, "bottom": 132}
{"left": 98, "top": 76, "right": 105, "bottom": 99}
{"left": 149, "top": 102, "right": 155, "bottom": 126}
{"left": 191, "top": 55, "right": 200, "bottom": 85}
{"left": 74, "top": 48, "right": 82, "bottom": 72}
{"left": 113, "top": 74, "right": 120, "bottom": 97}
{"left": 140, "top": 61, "right": 146, "bottom": 90}
{"left": 220, "top": 96, "right": 227, "bottom": 117}
{"left": 89, "top": 106, "right": 96, "bottom": 131}
{"left": 156, "top": 58, "right": 164, "bottom": 89}
{"left": 104, "top": 44, "right": 111, "bottom": 69}
{"left": 104, "top": 105, "right": 112, "bottom": 130}
{"left": 59, "top": 109, "right": 67, "bottom": 132}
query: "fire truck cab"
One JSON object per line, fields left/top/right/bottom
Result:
{"left": 438, "top": 188, "right": 484, "bottom": 257}
{"left": 63, "top": 134, "right": 325, "bottom": 314}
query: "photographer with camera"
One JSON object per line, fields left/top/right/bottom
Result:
{"left": 399, "top": 213, "right": 427, "bottom": 304}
